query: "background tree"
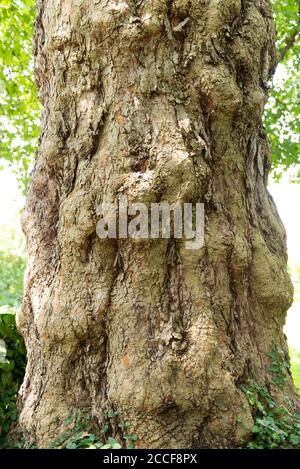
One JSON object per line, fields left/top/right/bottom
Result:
{"left": 0, "top": 0, "right": 39, "bottom": 189}
{"left": 265, "top": 0, "right": 300, "bottom": 180}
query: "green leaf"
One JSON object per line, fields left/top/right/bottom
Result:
{"left": 66, "top": 441, "right": 77, "bottom": 449}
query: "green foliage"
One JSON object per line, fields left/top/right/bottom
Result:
{"left": 242, "top": 345, "right": 300, "bottom": 449}
{"left": 0, "top": 309, "right": 26, "bottom": 446}
{"left": 46, "top": 410, "right": 137, "bottom": 450}
{"left": 267, "top": 345, "right": 289, "bottom": 388}
{"left": 0, "top": 245, "right": 26, "bottom": 447}
{"left": 243, "top": 382, "right": 300, "bottom": 448}
{"left": 0, "top": 0, "right": 40, "bottom": 190}
{"left": 48, "top": 413, "right": 113, "bottom": 450}
{"left": 290, "top": 348, "right": 300, "bottom": 391}
{"left": 271, "top": 0, "right": 299, "bottom": 51}
{"left": 0, "top": 251, "right": 26, "bottom": 308}
{"left": 266, "top": 1, "right": 300, "bottom": 180}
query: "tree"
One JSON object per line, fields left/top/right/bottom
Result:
{"left": 0, "top": 1, "right": 298, "bottom": 189}
{"left": 265, "top": 0, "right": 300, "bottom": 180}
{"left": 17, "top": 0, "right": 299, "bottom": 448}
{"left": 0, "top": 0, "right": 39, "bottom": 189}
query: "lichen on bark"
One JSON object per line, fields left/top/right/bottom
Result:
{"left": 18, "top": 0, "right": 299, "bottom": 448}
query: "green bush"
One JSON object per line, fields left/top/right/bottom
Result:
{"left": 0, "top": 308, "right": 26, "bottom": 445}
{"left": 243, "top": 346, "right": 300, "bottom": 449}
{"left": 243, "top": 382, "right": 300, "bottom": 449}
{"left": 0, "top": 249, "right": 26, "bottom": 446}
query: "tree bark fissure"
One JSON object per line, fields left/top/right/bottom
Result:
{"left": 18, "top": 0, "right": 298, "bottom": 448}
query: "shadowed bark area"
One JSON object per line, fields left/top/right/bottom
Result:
{"left": 18, "top": 0, "right": 299, "bottom": 448}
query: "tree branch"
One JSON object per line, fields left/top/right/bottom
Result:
{"left": 279, "top": 27, "right": 299, "bottom": 62}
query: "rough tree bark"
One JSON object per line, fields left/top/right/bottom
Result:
{"left": 18, "top": 0, "right": 299, "bottom": 448}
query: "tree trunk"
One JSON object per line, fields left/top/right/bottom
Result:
{"left": 18, "top": 0, "right": 298, "bottom": 448}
